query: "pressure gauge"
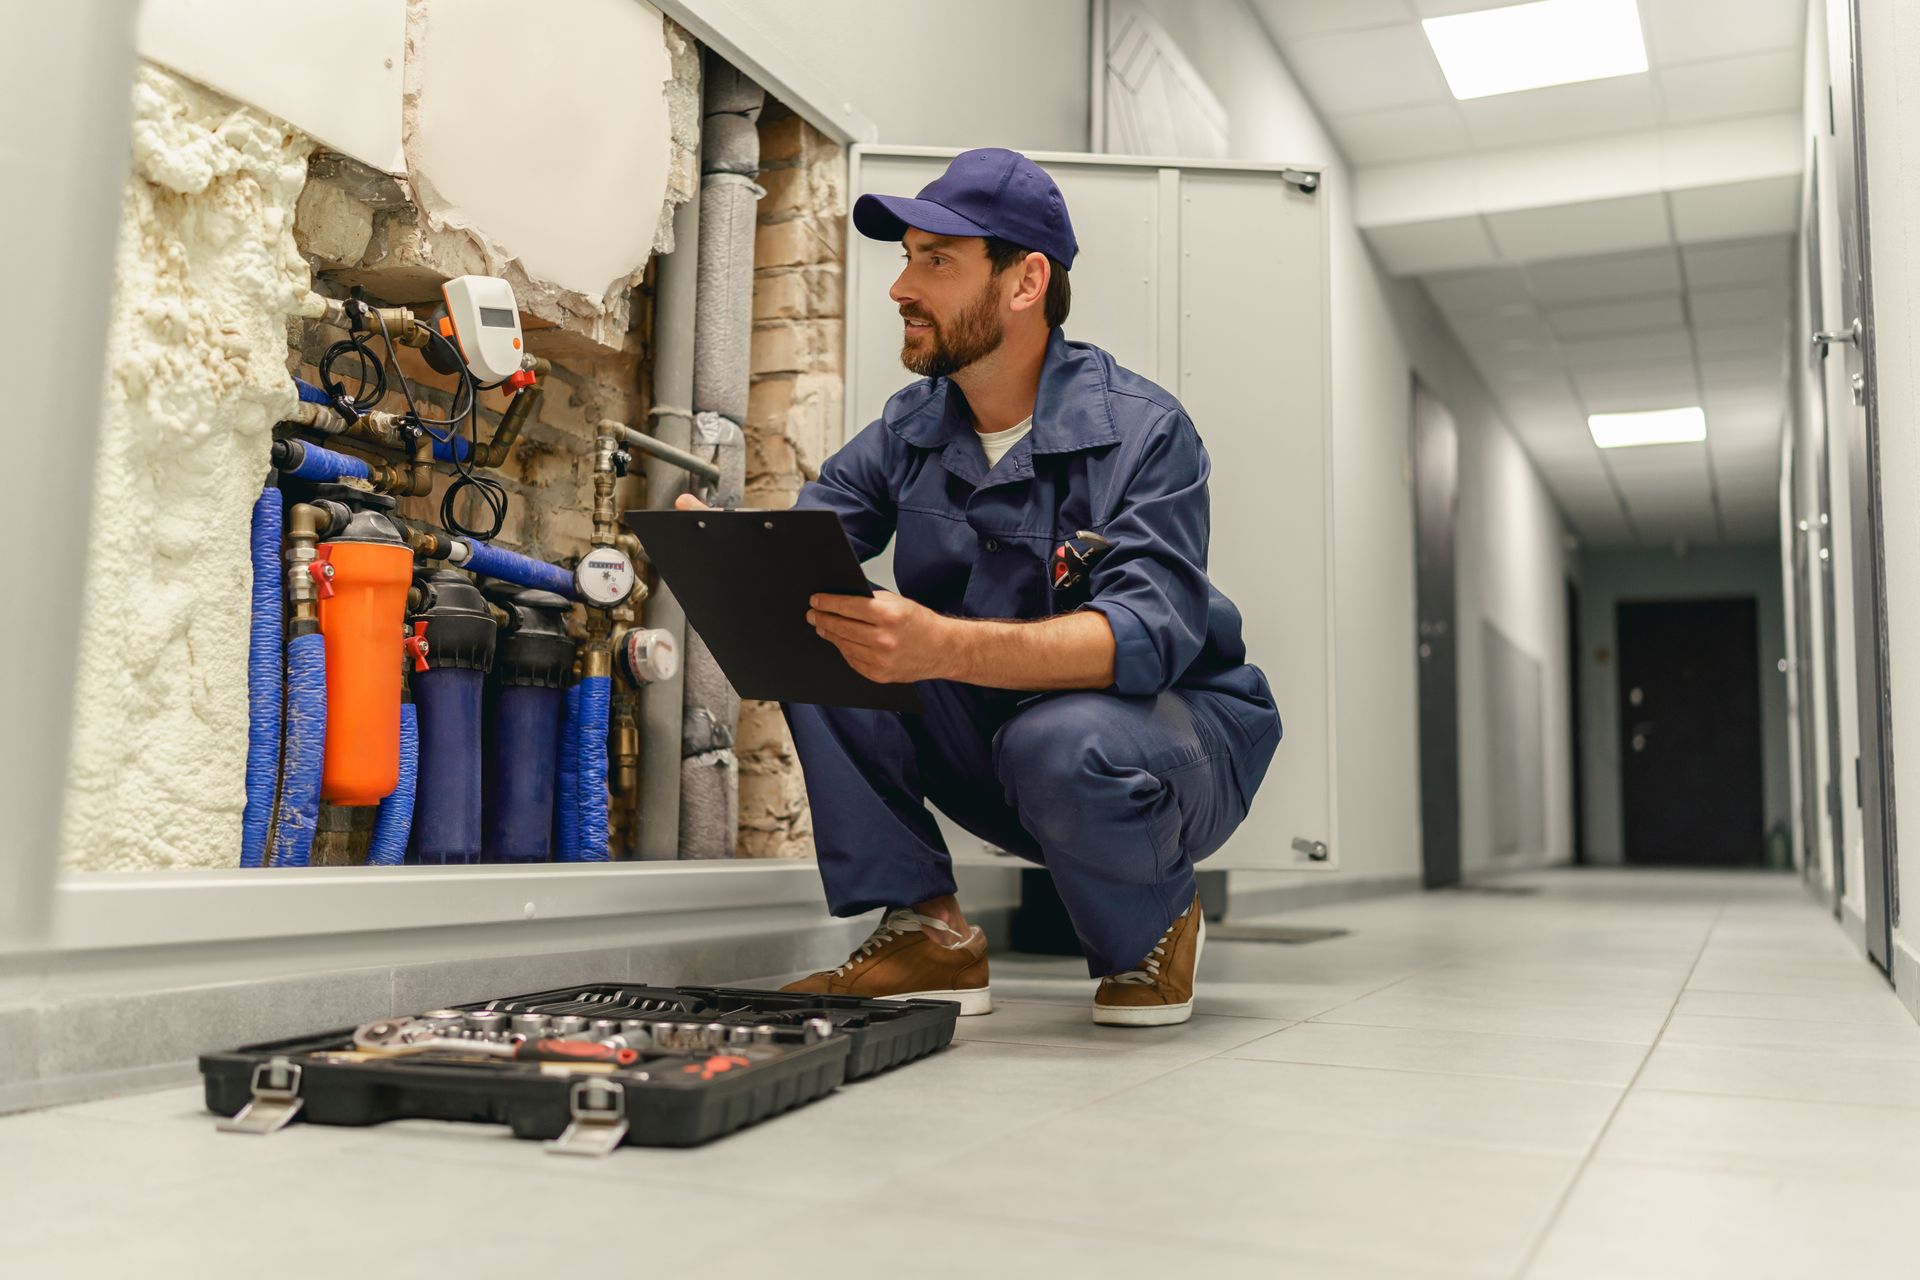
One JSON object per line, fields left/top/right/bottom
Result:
{"left": 440, "top": 275, "right": 524, "bottom": 383}
{"left": 574, "top": 544, "right": 638, "bottom": 608}
{"left": 619, "top": 628, "right": 679, "bottom": 686}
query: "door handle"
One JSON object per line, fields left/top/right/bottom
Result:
{"left": 1813, "top": 319, "right": 1861, "bottom": 357}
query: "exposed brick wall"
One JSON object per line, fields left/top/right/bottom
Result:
{"left": 735, "top": 101, "right": 849, "bottom": 859}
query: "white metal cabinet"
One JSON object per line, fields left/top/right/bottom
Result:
{"left": 845, "top": 147, "right": 1336, "bottom": 871}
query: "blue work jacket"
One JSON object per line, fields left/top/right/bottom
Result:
{"left": 795, "top": 329, "right": 1280, "bottom": 800}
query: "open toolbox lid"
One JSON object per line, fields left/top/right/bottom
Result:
{"left": 200, "top": 982, "right": 958, "bottom": 1152}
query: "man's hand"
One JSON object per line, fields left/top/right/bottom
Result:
{"left": 674, "top": 494, "right": 711, "bottom": 511}
{"left": 809, "top": 591, "right": 953, "bottom": 685}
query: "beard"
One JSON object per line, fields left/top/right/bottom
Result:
{"left": 900, "top": 280, "right": 1005, "bottom": 378}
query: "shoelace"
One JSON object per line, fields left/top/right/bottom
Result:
{"left": 831, "top": 908, "right": 965, "bottom": 976}
{"left": 1108, "top": 909, "right": 1188, "bottom": 985}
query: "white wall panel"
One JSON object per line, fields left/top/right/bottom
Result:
{"left": 846, "top": 147, "right": 1334, "bottom": 872}
{"left": 137, "top": 0, "right": 405, "bottom": 171}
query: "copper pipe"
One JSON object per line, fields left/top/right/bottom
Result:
{"left": 471, "top": 359, "right": 548, "bottom": 468}
{"left": 611, "top": 690, "right": 639, "bottom": 798}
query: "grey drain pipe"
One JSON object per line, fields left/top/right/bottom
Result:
{"left": 636, "top": 174, "right": 703, "bottom": 859}
{"left": 679, "top": 53, "right": 762, "bottom": 859}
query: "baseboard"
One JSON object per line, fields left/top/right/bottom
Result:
{"left": 1226, "top": 873, "right": 1423, "bottom": 918}
{"left": 1841, "top": 897, "right": 1869, "bottom": 956}
{"left": 1894, "top": 935, "right": 1920, "bottom": 1029}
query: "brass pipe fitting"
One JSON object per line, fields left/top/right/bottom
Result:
{"left": 611, "top": 691, "right": 640, "bottom": 798}
{"left": 283, "top": 502, "right": 337, "bottom": 630}
{"left": 471, "top": 372, "right": 545, "bottom": 469}
{"left": 591, "top": 431, "right": 619, "bottom": 548}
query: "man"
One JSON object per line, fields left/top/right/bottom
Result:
{"left": 678, "top": 148, "right": 1279, "bottom": 1026}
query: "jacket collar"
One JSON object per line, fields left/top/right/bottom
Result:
{"left": 884, "top": 328, "right": 1123, "bottom": 456}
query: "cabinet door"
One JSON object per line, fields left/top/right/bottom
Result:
{"left": 846, "top": 147, "right": 1336, "bottom": 871}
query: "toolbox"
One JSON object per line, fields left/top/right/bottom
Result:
{"left": 200, "top": 983, "right": 957, "bottom": 1152}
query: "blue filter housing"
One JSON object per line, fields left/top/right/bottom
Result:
{"left": 407, "top": 571, "right": 498, "bottom": 865}
{"left": 481, "top": 587, "right": 575, "bottom": 863}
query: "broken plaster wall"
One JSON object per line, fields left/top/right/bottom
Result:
{"left": 735, "top": 102, "right": 849, "bottom": 859}
{"left": 62, "top": 66, "right": 317, "bottom": 871}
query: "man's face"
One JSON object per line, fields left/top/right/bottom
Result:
{"left": 891, "top": 229, "right": 1005, "bottom": 378}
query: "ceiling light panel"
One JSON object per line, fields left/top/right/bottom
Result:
{"left": 1423, "top": 0, "right": 1648, "bottom": 100}
{"left": 1588, "top": 407, "right": 1707, "bottom": 448}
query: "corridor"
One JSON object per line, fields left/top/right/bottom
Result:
{"left": 5, "top": 868, "right": 1914, "bottom": 1278}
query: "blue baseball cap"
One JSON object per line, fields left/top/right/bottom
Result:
{"left": 853, "top": 147, "right": 1078, "bottom": 269}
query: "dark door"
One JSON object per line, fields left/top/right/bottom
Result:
{"left": 1412, "top": 380, "right": 1461, "bottom": 888}
{"left": 1828, "top": 0, "right": 1898, "bottom": 967}
{"left": 1618, "top": 599, "right": 1766, "bottom": 867}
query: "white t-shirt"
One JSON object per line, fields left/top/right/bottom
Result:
{"left": 977, "top": 416, "right": 1034, "bottom": 471}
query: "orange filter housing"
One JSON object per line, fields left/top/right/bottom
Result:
{"left": 316, "top": 539, "right": 413, "bottom": 805}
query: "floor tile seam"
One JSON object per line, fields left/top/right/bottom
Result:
{"left": 1579, "top": 1147, "right": 1920, "bottom": 1189}
{"left": 1304, "top": 1013, "right": 1659, "bottom": 1049}
{"left": 1205, "top": 1043, "right": 1628, "bottom": 1097}
{"left": 1626, "top": 1082, "right": 1920, "bottom": 1115}
{"left": 1508, "top": 899, "right": 1726, "bottom": 1280}
{"left": 1214, "top": 1050, "right": 1636, "bottom": 1090}
{"left": 1671, "top": 1006, "right": 1920, "bottom": 1030}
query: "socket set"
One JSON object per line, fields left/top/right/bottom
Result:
{"left": 200, "top": 983, "right": 957, "bottom": 1151}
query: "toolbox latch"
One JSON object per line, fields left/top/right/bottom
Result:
{"left": 218, "top": 1056, "right": 305, "bottom": 1136}
{"left": 546, "top": 1078, "right": 629, "bottom": 1158}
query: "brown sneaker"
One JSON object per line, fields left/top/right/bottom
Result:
{"left": 781, "top": 908, "right": 992, "bottom": 1015}
{"left": 1092, "top": 895, "right": 1204, "bottom": 1026}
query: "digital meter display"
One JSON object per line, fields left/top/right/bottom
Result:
{"left": 479, "top": 306, "right": 516, "bottom": 328}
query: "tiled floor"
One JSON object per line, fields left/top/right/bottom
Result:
{"left": 4, "top": 868, "right": 1918, "bottom": 1278}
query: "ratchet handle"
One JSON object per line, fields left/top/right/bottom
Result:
{"left": 517, "top": 1038, "right": 640, "bottom": 1066}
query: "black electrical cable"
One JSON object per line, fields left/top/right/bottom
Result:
{"left": 439, "top": 395, "right": 509, "bottom": 542}
{"left": 317, "top": 335, "right": 386, "bottom": 417}
{"left": 319, "top": 296, "right": 512, "bottom": 542}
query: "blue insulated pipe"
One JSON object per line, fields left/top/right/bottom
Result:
{"left": 269, "top": 632, "right": 327, "bottom": 867}
{"left": 483, "top": 684, "right": 563, "bottom": 863}
{"left": 295, "top": 377, "right": 330, "bottom": 405}
{"left": 240, "top": 483, "right": 283, "bottom": 868}
{"left": 459, "top": 540, "right": 577, "bottom": 599}
{"left": 553, "top": 683, "right": 583, "bottom": 860}
{"left": 410, "top": 667, "right": 486, "bottom": 864}
{"left": 431, "top": 433, "right": 472, "bottom": 463}
{"left": 274, "top": 438, "right": 371, "bottom": 482}
{"left": 367, "top": 699, "right": 417, "bottom": 865}
{"left": 573, "top": 674, "right": 612, "bottom": 861}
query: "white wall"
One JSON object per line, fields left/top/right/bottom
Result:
{"left": 1135, "top": 0, "right": 1574, "bottom": 884}
{"left": 1577, "top": 545, "right": 1792, "bottom": 865}
{"left": 1855, "top": 0, "right": 1920, "bottom": 1003}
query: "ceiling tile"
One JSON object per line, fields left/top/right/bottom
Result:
{"left": 1284, "top": 24, "right": 1451, "bottom": 114}
{"left": 1485, "top": 193, "right": 1672, "bottom": 262}
{"left": 1640, "top": 0, "right": 1807, "bottom": 66}
{"left": 1329, "top": 101, "right": 1474, "bottom": 165}
{"left": 1548, "top": 296, "right": 1686, "bottom": 338}
{"left": 1657, "top": 49, "right": 1803, "bottom": 125}
{"left": 1560, "top": 331, "right": 1692, "bottom": 370}
{"left": 1573, "top": 364, "right": 1701, "bottom": 410}
{"left": 1366, "top": 215, "right": 1501, "bottom": 274}
{"left": 1525, "top": 246, "right": 1684, "bottom": 302}
{"left": 1669, "top": 174, "right": 1800, "bottom": 242}
{"left": 1250, "top": 0, "right": 1416, "bottom": 41}
{"left": 1693, "top": 323, "right": 1788, "bottom": 359}
{"left": 1457, "top": 74, "right": 1661, "bottom": 150}
{"left": 1411, "top": 0, "right": 1536, "bottom": 14}
{"left": 1690, "top": 285, "right": 1790, "bottom": 325}
{"left": 1683, "top": 236, "right": 1794, "bottom": 288}
{"left": 1424, "top": 265, "right": 1533, "bottom": 312}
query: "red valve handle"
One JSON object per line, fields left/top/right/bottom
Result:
{"left": 504, "top": 369, "right": 537, "bottom": 393}
{"left": 308, "top": 547, "right": 336, "bottom": 601}
{"left": 404, "top": 620, "right": 430, "bottom": 672}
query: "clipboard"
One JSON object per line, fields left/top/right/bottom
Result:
{"left": 624, "top": 509, "right": 923, "bottom": 713}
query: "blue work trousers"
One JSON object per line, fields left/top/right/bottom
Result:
{"left": 783, "top": 681, "right": 1250, "bottom": 976}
